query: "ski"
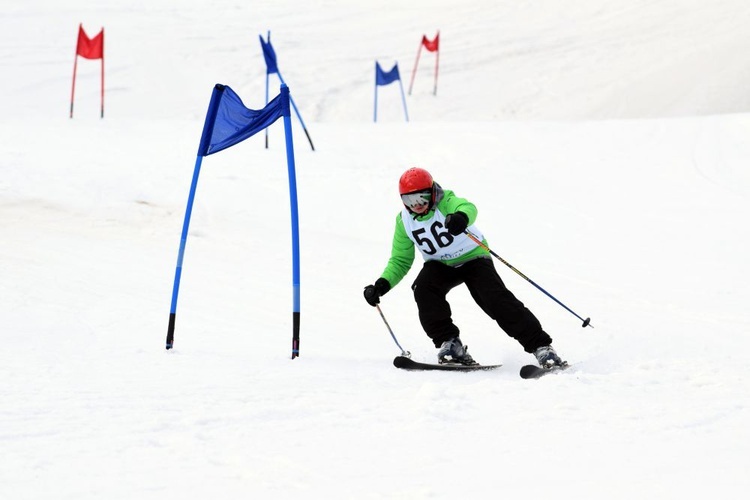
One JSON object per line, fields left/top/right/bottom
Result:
{"left": 519, "top": 363, "right": 569, "bottom": 379}
{"left": 393, "top": 355, "right": 502, "bottom": 372}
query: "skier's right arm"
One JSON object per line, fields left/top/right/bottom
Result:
{"left": 379, "top": 214, "right": 415, "bottom": 289}
{"left": 363, "top": 214, "right": 415, "bottom": 307}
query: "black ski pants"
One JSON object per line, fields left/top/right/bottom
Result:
{"left": 411, "top": 258, "right": 552, "bottom": 353}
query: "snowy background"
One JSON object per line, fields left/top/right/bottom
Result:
{"left": 2, "top": 0, "right": 750, "bottom": 498}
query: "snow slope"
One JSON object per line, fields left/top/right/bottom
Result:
{"left": 1, "top": 1, "right": 749, "bottom": 498}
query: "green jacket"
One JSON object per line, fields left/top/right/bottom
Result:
{"left": 380, "top": 187, "right": 490, "bottom": 288}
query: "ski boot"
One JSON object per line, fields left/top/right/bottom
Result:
{"left": 438, "top": 337, "right": 477, "bottom": 365}
{"left": 534, "top": 345, "right": 567, "bottom": 370}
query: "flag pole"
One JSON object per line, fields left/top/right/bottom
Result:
{"left": 373, "top": 61, "right": 378, "bottom": 122}
{"left": 433, "top": 31, "right": 440, "bottom": 96}
{"left": 166, "top": 85, "right": 224, "bottom": 350}
{"left": 70, "top": 55, "right": 78, "bottom": 119}
{"left": 264, "top": 30, "right": 271, "bottom": 149}
{"left": 397, "top": 66, "right": 409, "bottom": 122}
{"left": 280, "top": 84, "right": 301, "bottom": 358}
{"left": 258, "top": 32, "right": 314, "bottom": 151}
{"left": 264, "top": 72, "right": 270, "bottom": 148}
{"left": 100, "top": 28, "right": 105, "bottom": 118}
{"left": 166, "top": 156, "right": 204, "bottom": 349}
{"left": 70, "top": 23, "right": 82, "bottom": 118}
{"left": 408, "top": 41, "right": 423, "bottom": 96}
{"left": 276, "top": 70, "right": 314, "bottom": 151}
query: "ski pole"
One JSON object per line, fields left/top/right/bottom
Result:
{"left": 375, "top": 304, "right": 411, "bottom": 357}
{"left": 464, "top": 230, "right": 593, "bottom": 328}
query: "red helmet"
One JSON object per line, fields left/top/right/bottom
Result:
{"left": 399, "top": 168, "right": 435, "bottom": 214}
{"left": 399, "top": 167, "right": 433, "bottom": 194}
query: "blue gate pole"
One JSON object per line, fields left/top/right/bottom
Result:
{"left": 373, "top": 62, "right": 378, "bottom": 123}
{"left": 276, "top": 71, "right": 315, "bottom": 151}
{"left": 264, "top": 30, "right": 271, "bottom": 149}
{"left": 166, "top": 155, "right": 204, "bottom": 349}
{"left": 280, "top": 85, "right": 301, "bottom": 358}
{"left": 398, "top": 74, "right": 409, "bottom": 122}
{"left": 166, "top": 84, "right": 224, "bottom": 350}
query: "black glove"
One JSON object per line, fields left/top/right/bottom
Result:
{"left": 363, "top": 278, "right": 391, "bottom": 307}
{"left": 444, "top": 211, "right": 469, "bottom": 235}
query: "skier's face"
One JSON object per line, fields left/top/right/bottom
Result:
{"left": 401, "top": 190, "right": 431, "bottom": 214}
{"left": 411, "top": 202, "right": 430, "bottom": 214}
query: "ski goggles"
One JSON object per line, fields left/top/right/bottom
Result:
{"left": 400, "top": 190, "right": 432, "bottom": 211}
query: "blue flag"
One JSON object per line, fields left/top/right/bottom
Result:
{"left": 197, "top": 84, "right": 290, "bottom": 156}
{"left": 376, "top": 62, "right": 401, "bottom": 86}
{"left": 167, "top": 82, "right": 300, "bottom": 354}
{"left": 259, "top": 35, "right": 279, "bottom": 75}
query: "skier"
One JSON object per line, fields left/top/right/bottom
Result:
{"left": 363, "top": 167, "right": 566, "bottom": 368}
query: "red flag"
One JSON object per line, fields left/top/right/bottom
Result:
{"left": 422, "top": 33, "right": 439, "bottom": 52}
{"left": 77, "top": 25, "right": 103, "bottom": 60}
{"left": 70, "top": 24, "right": 105, "bottom": 118}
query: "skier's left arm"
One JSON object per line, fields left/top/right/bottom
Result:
{"left": 441, "top": 190, "right": 478, "bottom": 235}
